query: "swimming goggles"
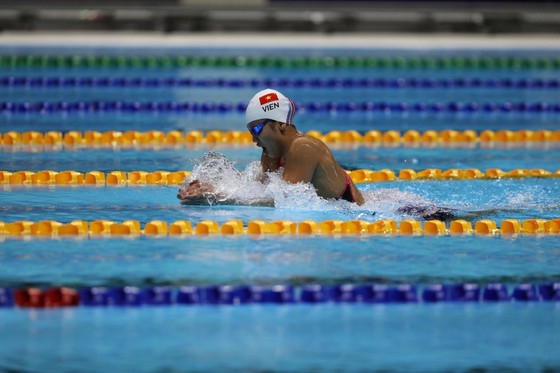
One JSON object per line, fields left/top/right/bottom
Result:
{"left": 248, "top": 119, "right": 270, "bottom": 137}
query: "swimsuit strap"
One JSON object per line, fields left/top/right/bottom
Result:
{"left": 338, "top": 172, "right": 356, "bottom": 203}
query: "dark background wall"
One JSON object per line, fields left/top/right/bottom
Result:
{"left": 0, "top": 0, "right": 559, "bottom": 33}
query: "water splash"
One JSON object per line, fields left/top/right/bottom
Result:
{"left": 183, "top": 151, "right": 450, "bottom": 221}
{"left": 186, "top": 151, "right": 272, "bottom": 205}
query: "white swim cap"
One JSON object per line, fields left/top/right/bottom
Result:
{"left": 245, "top": 88, "right": 296, "bottom": 125}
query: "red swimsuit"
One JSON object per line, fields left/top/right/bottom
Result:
{"left": 337, "top": 172, "right": 356, "bottom": 203}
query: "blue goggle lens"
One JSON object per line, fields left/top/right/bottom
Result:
{"left": 249, "top": 119, "right": 269, "bottom": 136}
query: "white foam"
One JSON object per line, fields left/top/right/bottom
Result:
{"left": 184, "top": 151, "right": 444, "bottom": 221}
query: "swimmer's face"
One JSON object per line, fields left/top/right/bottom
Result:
{"left": 247, "top": 119, "right": 278, "bottom": 154}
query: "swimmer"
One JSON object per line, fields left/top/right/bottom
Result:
{"left": 177, "top": 88, "right": 457, "bottom": 221}
{"left": 178, "top": 88, "right": 365, "bottom": 206}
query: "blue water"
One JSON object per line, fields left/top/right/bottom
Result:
{"left": 1, "top": 178, "right": 559, "bottom": 223}
{"left": 0, "top": 235, "right": 558, "bottom": 288}
{"left": 1, "top": 46, "right": 560, "bottom": 372}
{"left": 2, "top": 85, "right": 560, "bottom": 103}
{"left": 3, "top": 111, "right": 560, "bottom": 133}
{"left": 2, "top": 143, "right": 560, "bottom": 172}
{"left": 0, "top": 304, "right": 559, "bottom": 373}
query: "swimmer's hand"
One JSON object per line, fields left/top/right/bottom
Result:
{"left": 177, "top": 179, "right": 274, "bottom": 207}
{"left": 177, "top": 180, "right": 219, "bottom": 205}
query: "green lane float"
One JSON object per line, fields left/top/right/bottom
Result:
{"left": 2, "top": 55, "right": 560, "bottom": 69}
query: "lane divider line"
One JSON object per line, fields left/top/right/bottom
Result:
{"left": 1, "top": 282, "right": 559, "bottom": 309}
{"left": 2, "top": 129, "right": 560, "bottom": 147}
{"left": 1, "top": 101, "right": 560, "bottom": 114}
{"left": 0, "top": 168, "right": 558, "bottom": 186}
{"left": 1, "top": 77, "right": 559, "bottom": 89}
{"left": 2, "top": 55, "right": 559, "bottom": 69}
{"left": 0, "top": 218, "right": 558, "bottom": 237}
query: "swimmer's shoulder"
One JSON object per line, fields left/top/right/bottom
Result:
{"left": 293, "top": 134, "right": 330, "bottom": 152}
{"left": 285, "top": 136, "right": 328, "bottom": 163}
{"left": 300, "top": 133, "right": 324, "bottom": 144}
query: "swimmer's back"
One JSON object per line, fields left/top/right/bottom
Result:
{"left": 283, "top": 135, "right": 364, "bottom": 204}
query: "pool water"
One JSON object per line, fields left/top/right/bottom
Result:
{"left": 1, "top": 304, "right": 559, "bottom": 373}
{"left": 2, "top": 142, "right": 560, "bottom": 171}
{"left": 0, "top": 44, "right": 559, "bottom": 372}
{"left": 0, "top": 235, "right": 559, "bottom": 288}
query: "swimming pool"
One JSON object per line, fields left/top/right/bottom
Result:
{"left": 0, "top": 37, "right": 559, "bottom": 372}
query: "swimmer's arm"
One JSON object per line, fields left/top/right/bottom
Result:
{"left": 178, "top": 193, "right": 273, "bottom": 207}
{"left": 178, "top": 179, "right": 274, "bottom": 206}
{"left": 260, "top": 151, "right": 268, "bottom": 172}
{"left": 177, "top": 179, "right": 222, "bottom": 205}
{"left": 258, "top": 151, "right": 283, "bottom": 182}
{"left": 258, "top": 151, "right": 270, "bottom": 183}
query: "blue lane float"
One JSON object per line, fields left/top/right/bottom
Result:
{"left": 0, "top": 77, "right": 559, "bottom": 89}
{"left": 1, "top": 101, "right": 560, "bottom": 114}
{"left": 1, "top": 283, "right": 559, "bottom": 308}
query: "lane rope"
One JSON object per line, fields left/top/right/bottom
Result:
{"left": 0, "top": 218, "right": 558, "bottom": 236}
{"left": 1, "top": 77, "right": 559, "bottom": 89}
{"left": 1, "top": 282, "right": 559, "bottom": 308}
{"left": 0, "top": 168, "right": 558, "bottom": 186}
{"left": 1, "top": 55, "right": 560, "bottom": 69}
{"left": 2, "top": 129, "right": 560, "bottom": 147}
{"left": 1, "top": 101, "right": 560, "bottom": 114}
